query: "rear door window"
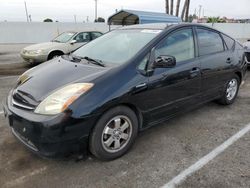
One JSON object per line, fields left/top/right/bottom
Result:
{"left": 197, "top": 28, "right": 224, "bottom": 56}
{"left": 74, "top": 32, "right": 91, "bottom": 43}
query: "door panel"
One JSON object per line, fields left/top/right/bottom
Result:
{"left": 196, "top": 28, "right": 233, "bottom": 98}
{"left": 146, "top": 60, "right": 201, "bottom": 121}
{"left": 144, "top": 28, "right": 201, "bottom": 122}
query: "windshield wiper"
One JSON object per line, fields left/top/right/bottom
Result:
{"left": 82, "top": 56, "right": 105, "bottom": 67}
{"left": 69, "top": 55, "right": 105, "bottom": 67}
{"left": 52, "top": 40, "right": 61, "bottom": 43}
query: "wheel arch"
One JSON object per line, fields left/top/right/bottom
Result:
{"left": 47, "top": 50, "right": 64, "bottom": 60}
{"left": 234, "top": 71, "right": 242, "bottom": 84}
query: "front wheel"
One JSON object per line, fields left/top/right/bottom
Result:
{"left": 89, "top": 106, "right": 138, "bottom": 160}
{"left": 217, "top": 75, "right": 240, "bottom": 105}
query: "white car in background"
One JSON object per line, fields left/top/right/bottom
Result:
{"left": 243, "top": 39, "right": 250, "bottom": 66}
{"left": 20, "top": 31, "right": 103, "bottom": 64}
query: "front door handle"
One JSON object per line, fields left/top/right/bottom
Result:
{"left": 135, "top": 83, "right": 147, "bottom": 89}
{"left": 132, "top": 83, "right": 147, "bottom": 94}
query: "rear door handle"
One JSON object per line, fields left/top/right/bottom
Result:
{"left": 190, "top": 67, "right": 200, "bottom": 74}
{"left": 226, "top": 57, "right": 232, "bottom": 64}
{"left": 189, "top": 67, "right": 200, "bottom": 78}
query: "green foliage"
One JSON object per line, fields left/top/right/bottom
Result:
{"left": 207, "top": 17, "right": 226, "bottom": 23}
{"left": 43, "top": 18, "right": 53, "bottom": 22}
{"left": 94, "top": 17, "right": 105, "bottom": 22}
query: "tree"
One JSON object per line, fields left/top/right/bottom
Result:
{"left": 175, "top": 0, "right": 181, "bottom": 17}
{"left": 207, "top": 17, "right": 226, "bottom": 23}
{"left": 43, "top": 18, "right": 53, "bottom": 22}
{"left": 170, "top": 0, "right": 174, "bottom": 15}
{"left": 165, "top": 0, "right": 169, "bottom": 14}
{"left": 94, "top": 17, "right": 105, "bottom": 22}
{"left": 181, "top": 0, "right": 187, "bottom": 20}
{"left": 184, "top": 0, "right": 190, "bottom": 22}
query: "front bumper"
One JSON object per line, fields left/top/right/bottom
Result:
{"left": 20, "top": 52, "right": 48, "bottom": 64}
{"left": 2, "top": 95, "right": 98, "bottom": 158}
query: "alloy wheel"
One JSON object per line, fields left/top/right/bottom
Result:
{"left": 226, "top": 78, "right": 238, "bottom": 101}
{"left": 101, "top": 115, "right": 132, "bottom": 153}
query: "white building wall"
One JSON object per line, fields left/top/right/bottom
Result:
{"left": 0, "top": 22, "right": 249, "bottom": 44}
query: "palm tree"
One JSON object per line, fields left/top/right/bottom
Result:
{"left": 185, "top": 0, "right": 190, "bottom": 22}
{"left": 170, "top": 0, "right": 174, "bottom": 15}
{"left": 166, "top": 0, "right": 169, "bottom": 14}
{"left": 181, "top": 0, "right": 187, "bottom": 20}
{"left": 175, "top": 0, "right": 181, "bottom": 17}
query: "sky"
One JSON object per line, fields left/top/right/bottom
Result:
{"left": 0, "top": 0, "right": 249, "bottom": 22}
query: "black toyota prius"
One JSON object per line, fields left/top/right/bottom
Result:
{"left": 3, "top": 23, "right": 247, "bottom": 160}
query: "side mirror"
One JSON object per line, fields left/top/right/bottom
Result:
{"left": 70, "top": 40, "right": 77, "bottom": 45}
{"left": 152, "top": 55, "right": 176, "bottom": 69}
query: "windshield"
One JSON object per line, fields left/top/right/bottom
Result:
{"left": 73, "top": 29, "right": 162, "bottom": 65}
{"left": 53, "top": 32, "right": 76, "bottom": 43}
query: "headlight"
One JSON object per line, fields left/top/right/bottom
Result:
{"left": 34, "top": 83, "right": 94, "bottom": 115}
{"left": 27, "top": 49, "right": 45, "bottom": 55}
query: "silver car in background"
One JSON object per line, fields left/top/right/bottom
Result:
{"left": 20, "top": 31, "right": 103, "bottom": 64}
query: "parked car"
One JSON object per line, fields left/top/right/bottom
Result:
{"left": 20, "top": 31, "right": 103, "bottom": 64}
{"left": 243, "top": 39, "right": 250, "bottom": 66}
{"left": 3, "top": 23, "right": 247, "bottom": 160}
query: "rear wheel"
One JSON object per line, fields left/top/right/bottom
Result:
{"left": 217, "top": 75, "right": 240, "bottom": 105}
{"left": 89, "top": 106, "right": 138, "bottom": 160}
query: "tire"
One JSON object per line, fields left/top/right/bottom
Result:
{"left": 48, "top": 51, "right": 64, "bottom": 60}
{"left": 217, "top": 75, "right": 240, "bottom": 105}
{"left": 89, "top": 106, "right": 138, "bottom": 160}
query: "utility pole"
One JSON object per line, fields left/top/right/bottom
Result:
{"left": 74, "top": 15, "right": 77, "bottom": 23}
{"left": 24, "top": 1, "right": 29, "bottom": 22}
{"left": 94, "top": 0, "right": 97, "bottom": 21}
{"left": 29, "top": 14, "right": 32, "bottom": 22}
{"left": 198, "top": 5, "right": 202, "bottom": 19}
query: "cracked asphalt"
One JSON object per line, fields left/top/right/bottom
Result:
{"left": 0, "top": 46, "right": 249, "bottom": 188}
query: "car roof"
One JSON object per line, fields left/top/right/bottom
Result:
{"left": 118, "top": 23, "right": 218, "bottom": 32}
{"left": 63, "top": 31, "right": 103, "bottom": 33}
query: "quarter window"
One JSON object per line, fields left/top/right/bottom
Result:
{"left": 91, "top": 32, "right": 102, "bottom": 40}
{"left": 197, "top": 28, "right": 224, "bottom": 56}
{"left": 222, "top": 34, "right": 235, "bottom": 50}
{"left": 155, "top": 28, "right": 195, "bottom": 62}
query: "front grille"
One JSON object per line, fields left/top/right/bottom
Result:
{"left": 12, "top": 90, "right": 37, "bottom": 110}
{"left": 12, "top": 98, "right": 35, "bottom": 110}
{"left": 12, "top": 128, "right": 38, "bottom": 152}
{"left": 245, "top": 52, "right": 250, "bottom": 62}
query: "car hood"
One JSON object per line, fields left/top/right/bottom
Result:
{"left": 14, "top": 57, "right": 109, "bottom": 103}
{"left": 23, "top": 42, "right": 65, "bottom": 51}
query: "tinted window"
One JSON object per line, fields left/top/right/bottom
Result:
{"left": 74, "top": 32, "right": 91, "bottom": 43}
{"left": 155, "top": 28, "right": 195, "bottom": 62}
{"left": 222, "top": 34, "right": 235, "bottom": 50}
{"left": 197, "top": 28, "right": 224, "bottom": 56}
{"left": 91, "top": 32, "right": 102, "bottom": 40}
